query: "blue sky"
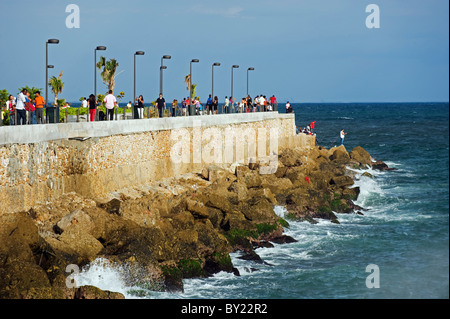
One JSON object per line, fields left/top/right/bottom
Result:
{"left": 0, "top": 0, "right": 448, "bottom": 103}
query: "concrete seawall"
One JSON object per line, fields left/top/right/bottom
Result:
{"left": 0, "top": 112, "right": 315, "bottom": 215}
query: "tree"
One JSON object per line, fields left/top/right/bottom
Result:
{"left": 184, "top": 74, "right": 197, "bottom": 98}
{"left": 48, "top": 71, "right": 64, "bottom": 106}
{"left": 0, "top": 89, "right": 9, "bottom": 108}
{"left": 17, "top": 86, "right": 43, "bottom": 101}
{"left": 97, "top": 57, "right": 123, "bottom": 93}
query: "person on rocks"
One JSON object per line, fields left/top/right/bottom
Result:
{"left": 340, "top": 129, "right": 347, "bottom": 145}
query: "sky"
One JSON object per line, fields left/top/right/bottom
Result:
{"left": 0, "top": 0, "right": 448, "bottom": 103}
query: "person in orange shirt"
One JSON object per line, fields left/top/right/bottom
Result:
{"left": 34, "top": 91, "right": 45, "bottom": 124}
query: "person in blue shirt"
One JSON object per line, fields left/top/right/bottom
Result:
{"left": 206, "top": 94, "right": 213, "bottom": 115}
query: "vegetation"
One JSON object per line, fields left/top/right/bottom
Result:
{"left": 97, "top": 57, "right": 122, "bottom": 93}
{"left": 48, "top": 71, "right": 64, "bottom": 106}
{"left": 184, "top": 74, "right": 197, "bottom": 98}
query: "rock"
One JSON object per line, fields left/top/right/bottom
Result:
{"left": 350, "top": 146, "right": 373, "bottom": 167}
{"left": 97, "top": 198, "right": 122, "bottom": 216}
{"left": 329, "top": 146, "right": 350, "bottom": 162}
{"left": 253, "top": 241, "right": 275, "bottom": 249}
{"left": 330, "top": 175, "right": 355, "bottom": 189}
{"left": 240, "top": 197, "right": 277, "bottom": 223}
{"left": 74, "top": 285, "right": 125, "bottom": 299}
{"left": 186, "top": 199, "right": 209, "bottom": 219}
{"left": 362, "top": 172, "right": 374, "bottom": 178}
{"left": 54, "top": 209, "right": 94, "bottom": 234}
{"left": 270, "top": 235, "right": 298, "bottom": 244}
{"left": 237, "top": 250, "right": 264, "bottom": 264}
{"left": 279, "top": 148, "right": 303, "bottom": 167}
{"left": 372, "top": 160, "right": 396, "bottom": 171}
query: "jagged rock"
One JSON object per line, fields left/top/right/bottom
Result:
{"left": 54, "top": 209, "right": 94, "bottom": 234}
{"left": 279, "top": 148, "right": 304, "bottom": 167}
{"left": 270, "top": 235, "right": 298, "bottom": 244}
{"left": 350, "top": 146, "right": 373, "bottom": 167}
{"left": 330, "top": 175, "right": 355, "bottom": 189}
{"left": 372, "top": 160, "right": 396, "bottom": 171}
{"left": 329, "top": 145, "right": 350, "bottom": 162}
{"left": 73, "top": 285, "right": 125, "bottom": 299}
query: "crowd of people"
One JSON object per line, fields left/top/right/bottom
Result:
{"left": 2, "top": 90, "right": 278, "bottom": 125}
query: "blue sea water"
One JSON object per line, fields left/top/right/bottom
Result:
{"left": 76, "top": 103, "right": 449, "bottom": 299}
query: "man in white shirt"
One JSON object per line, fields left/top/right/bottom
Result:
{"left": 82, "top": 98, "right": 88, "bottom": 108}
{"left": 224, "top": 96, "right": 229, "bottom": 114}
{"left": 16, "top": 89, "right": 27, "bottom": 125}
{"left": 259, "top": 95, "right": 265, "bottom": 112}
{"left": 103, "top": 90, "right": 117, "bottom": 121}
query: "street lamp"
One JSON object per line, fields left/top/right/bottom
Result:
{"left": 190, "top": 59, "right": 199, "bottom": 116}
{"left": 212, "top": 63, "right": 221, "bottom": 110}
{"left": 94, "top": 46, "right": 106, "bottom": 121}
{"left": 134, "top": 51, "right": 145, "bottom": 120}
{"left": 247, "top": 67, "right": 255, "bottom": 97}
{"left": 45, "top": 39, "right": 59, "bottom": 110}
{"left": 230, "top": 65, "right": 239, "bottom": 113}
{"left": 160, "top": 55, "right": 171, "bottom": 96}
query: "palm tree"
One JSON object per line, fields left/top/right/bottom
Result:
{"left": 184, "top": 74, "right": 197, "bottom": 98}
{"left": 49, "top": 71, "right": 64, "bottom": 106}
{"left": 97, "top": 57, "right": 122, "bottom": 93}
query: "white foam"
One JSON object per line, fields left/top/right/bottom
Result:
{"left": 274, "top": 205, "right": 287, "bottom": 218}
{"left": 73, "top": 258, "right": 133, "bottom": 298}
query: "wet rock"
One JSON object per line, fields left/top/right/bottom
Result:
{"left": 74, "top": 286, "right": 125, "bottom": 299}
{"left": 372, "top": 160, "right": 397, "bottom": 171}
{"left": 270, "top": 235, "right": 298, "bottom": 244}
{"left": 350, "top": 146, "right": 373, "bottom": 168}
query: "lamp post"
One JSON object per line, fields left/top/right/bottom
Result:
{"left": 45, "top": 39, "right": 59, "bottom": 113}
{"left": 134, "top": 51, "right": 145, "bottom": 120}
{"left": 212, "top": 63, "right": 221, "bottom": 110}
{"left": 230, "top": 65, "right": 239, "bottom": 113}
{"left": 190, "top": 59, "right": 199, "bottom": 116}
{"left": 247, "top": 67, "right": 254, "bottom": 97}
{"left": 94, "top": 46, "right": 106, "bottom": 121}
{"left": 160, "top": 55, "right": 171, "bottom": 96}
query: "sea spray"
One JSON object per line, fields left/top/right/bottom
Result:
{"left": 73, "top": 258, "right": 165, "bottom": 299}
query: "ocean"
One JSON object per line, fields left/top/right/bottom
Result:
{"left": 74, "top": 102, "right": 449, "bottom": 299}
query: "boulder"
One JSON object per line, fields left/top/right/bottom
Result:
{"left": 279, "top": 148, "right": 303, "bottom": 167}
{"left": 329, "top": 146, "right": 350, "bottom": 162}
{"left": 350, "top": 146, "right": 372, "bottom": 167}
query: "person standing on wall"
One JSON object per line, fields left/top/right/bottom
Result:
{"left": 15, "top": 89, "right": 27, "bottom": 125}
{"left": 34, "top": 91, "right": 45, "bottom": 124}
{"left": 103, "top": 90, "right": 117, "bottom": 121}
{"left": 213, "top": 96, "right": 218, "bottom": 115}
{"left": 156, "top": 93, "right": 166, "bottom": 118}
{"left": 5, "top": 95, "right": 16, "bottom": 125}
{"left": 172, "top": 99, "right": 177, "bottom": 117}
{"left": 224, "top": 96, "right": 229, "bottom": 114}
{"left": 88, "top": 94, "right": 97, "bottom": 121}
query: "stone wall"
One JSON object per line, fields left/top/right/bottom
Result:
{"left": 0, "top": 113, "right": 315, "bottom": 215}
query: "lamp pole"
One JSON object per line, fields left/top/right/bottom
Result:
{"left": 46, "top": 39, "right": 59, "bottom": 108}
{"left": 231, "top": 65, "right": 239, "bottom": 113}
{"left": 160, "top": 55, "right": 171, "bottom": 96}
{"left": 247, "top": 67, "right": 254, "bottom": 97}
{"left": 212, "top": 62, "right": 221, "bottom": 105}
{"left": 134, "top": 51, "right": 145, "bottom": 120}
{"left": 190, "top": 59, "right": 199, "bottom": 116}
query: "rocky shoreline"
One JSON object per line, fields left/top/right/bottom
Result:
{"left": 0, "top": 144, "right": 392, "bottom": 299}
